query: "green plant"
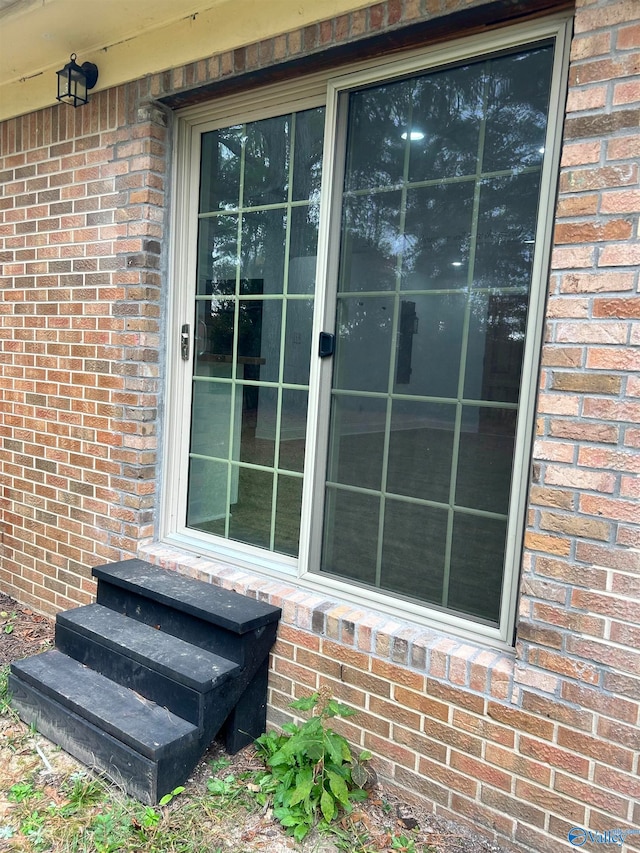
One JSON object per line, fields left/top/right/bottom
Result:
{"left": 391, "top": 833, "right": 418, "bottom": 852}
{"left": 0, "top": 665, "right": 12, "bottom": 715}
{"left": 7, "top": 781, "right": 40, "bottom": 803}
{"left": 64, "top": 772, "right": 106, "bottom": 809}
{"left": 254, "top": 690, "right": 371, "bottom": 842}
{"left": 159, "top": 784, "right": 185, "bottom": 807}
{"left": 1, "top": 610, "right": 17, "bottom": 634}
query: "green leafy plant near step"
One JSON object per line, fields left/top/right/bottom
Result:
{"left": 1, "top": 610, "right": 17, "bottom": 634}
{"left": 254, "top": 690, "right": 371, "bottom": 842}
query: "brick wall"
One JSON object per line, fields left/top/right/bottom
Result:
{"left": 1, "top": 1, "right": 639, "bottom": 852}
{"left": 0, "top": 92, "right": 168, "bottom": 612}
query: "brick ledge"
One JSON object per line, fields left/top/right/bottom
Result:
{"left": 138, "top": 542, "right": 516, "bottom": 703}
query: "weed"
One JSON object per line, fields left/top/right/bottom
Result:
{"left": 0, "top": 610, "right": 17, "bottom": 634}
{"left": 7, "top": 781, "right": 40, "bottom": 803}
{"left": 63, "top": 772, "right": 106, "bottom": 808}
{"left": 209, "top": 755, "right": 232, "bottom": 774}
{"left": 0, "top": 665, "right": 13, "bottom": 716}
{"left": 254, "top": 689, "right": 371, "bottom": 842}
{"left": 158, "top": 784, "right": 185, "bottom": 807}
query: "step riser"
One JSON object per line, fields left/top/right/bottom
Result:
{"left": 97, "top": 582, "right": 278, "bottom": 667}
{"left": 55, "top": 624, "right": 204, "bottom": 726}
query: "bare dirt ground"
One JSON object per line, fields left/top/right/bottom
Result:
{"left": 0, "top": 591, "right": 513, "bottom": 853}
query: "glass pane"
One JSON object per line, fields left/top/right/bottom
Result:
{"left": 237, "top": 298, "right": 281, "bottom": 383}
{"left": 186, "top": 457, "right": 230, "bottom": 531}
{"left": 455, "top": 406, "right": 516, "bottom": 514}
{"left": 403, "top": 183, "right": 474, "bottom": 290}
{"left": 196, "top": 215, "right": 238, "bottom": 296}
{"left": 279, "top": 390, "right": 308, "bottom": 473}
{"left": 327, "top": 395, "right": 386, "bottom": 491}
{"left": 190, "top": 380, "right": 232, "bottom": 459}
{"left": 408, "top": 63, "right": 483, "bottom": 182}
{"left": 283, "top": 298, "right": 313, "bottom": 385}
{"left": 275, "top": 475, "right": 303, "bottom": 556}
{"left": 321, "top": 487, "right": 379, "bottom": 584}
{"left": 380, "top": 501, "right": 448, "bottom": 603}
{"left": 448, "top": 513, "right": 506, "bottom": 623}
{"left": 333, "top": 297, "right": 393, "bottom": 393}
{"left": 243, "top": 114, "right": 290, "bottom": 207}
{"left": 240, "top": 385, "right": 277, "bottom": 467}
{"left": 483, "top": 45, "right": 554, "bottom": 172}
{"left": 293, "top": 107, "right": 325, "bottom": 201}
{"left": 339, "top": 192, "right": 402, "bottom": 292}
{"left": 464, "top": 291, "right": 527, "bottom": 404}
{"left": 288, "top": 205, "right": 319, "bottom": 294}
{"left": 199, "top": 125, "right": 243, "bottom": 212}
{"left": 343, "top": 79, "right": 412, "bottom": 192}
{"left": 474, "top": 173, "right": 540, "bottom": 290}
{"left": 387, "top": 400, "right": 455, "bottom": 503}
{"left": 228, "top": 466, "right": 273, "bottom": 549}
{"left": 393, "top": 292, "right": 467, "bottom": 398}
{"left": 193, "top": 298, "right": 234, "bottom": 375}
{"left": 240, "top": 210, "right": 286, "bottom": 294}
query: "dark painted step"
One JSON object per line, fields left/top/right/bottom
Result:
{"left": 10, "top": 559, "right": 282, "bottom": 803}
{"left": 56, "top": 604, "right": 239, "bottom": 726}
{"left": 93, "top": 559, "right": 281, "bottom": 668}
{"left": 10, "top": 650, "right": 200, "bottom": 803}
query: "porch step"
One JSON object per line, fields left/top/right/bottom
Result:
{"left": 56, "top": 604, "right": 239, "bottom": 726}
{"left": 12, "top": 650, "right": 197, "bottom": 760}
{"left": 10, "top": 651, "right": 199, "bottom": 804}
{"left": 93, "top": 558, "right": 280, "bottom": 665}
{"left": 10, "top": 559, "right": 281, "bottom": 803}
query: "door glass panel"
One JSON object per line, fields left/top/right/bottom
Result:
{"left": 187, "top": 107, "right": 325, "bottom": 556}
{"left": 339, "top": 192, "right": 402, "bottom": 292}
{"left": 386, "top": 401, "right": 455, "bottom": 504}
{"left": 320, "top": 42, "right": 554, "bottom": 624}
{"left": 327, "top": 395, "right": 387, "bottom": 491}
{"left": 403, "top": 183, "right": 475, "bottom": 290}
{"left": 333, "top": 296, "right": 394, "bottom": 393}
{"left": 380, "top": 502, "right": 448, "bottom": 602}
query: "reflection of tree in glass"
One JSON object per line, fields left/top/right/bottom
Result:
{"left": 293, "top": 108, "right": 325, "bottom": 202}
{"left": 474, "top": 172, "right": 540, "bottom": 290}
{"left": 483, "top": 46, "right": 554, "bottom": 171}
{"left": 344, "top": 80, "right": 412, "bottom": 191}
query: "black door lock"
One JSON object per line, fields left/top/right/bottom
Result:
{"left": 318, "top": 332, "right": 335, "bottom": 358}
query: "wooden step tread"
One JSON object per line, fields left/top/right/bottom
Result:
{"left": 92, "top": 559, "right": 281, "bottom": 634}
{"left": 11, "top": 650, "right": 197, "bottom": 761}
{"left": 58, "top": 604, "right": 239, "bottom": 691}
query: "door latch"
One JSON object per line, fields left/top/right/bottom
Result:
{"left": 318, "top": 331, "right": 335, "bottom": 358}
{"left": 181, "top": 324, "right": 190, "bottom": 361}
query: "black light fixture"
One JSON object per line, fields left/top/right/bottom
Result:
{"left": 56, "top": 53, "right": 99, "bottom": 107}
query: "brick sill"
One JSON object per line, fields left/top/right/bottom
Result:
{"left": 139, "top": 542, "right": 516, "bottom": 704}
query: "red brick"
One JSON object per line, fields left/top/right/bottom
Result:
{"left": 372, "top": 658, "right": 424, "bottom": 691}
{"left": 394, "top": 685, "right": 449, "bottom": 721}
{"left": 486, "top": 703, "right": 554, "bottom": 741}
{"left": 417, "top": 755, "right": 478, "bottom": 798}
{"left": 340, "top": 665, "right": 391, "bottom": 699}
{"left": 452, "top": 709, "right": 515, "bottom": 748}
{"left": 562, "top": 681, "right": 638, "bottom": 723}
{"left": 558, "top": 726, "right": 634, "bottom": 771}
{"left": 515, "top": 779, "right": 585, "bottom": 823}
{"left": 554, "top": 772, "right": 630, "bottom": 819}
{"left": 484, "top": 743, "right": 551, "bottom": 786}
{"left": 560, "top": 271, "right": 635, "bottom": 293}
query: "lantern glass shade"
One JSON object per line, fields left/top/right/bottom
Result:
{"left": 56, "top": 55, "right": 98, "bottom": 107}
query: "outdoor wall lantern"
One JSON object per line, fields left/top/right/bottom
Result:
{"left": 56, "top": 53, "right": 98, "bottom": 107}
